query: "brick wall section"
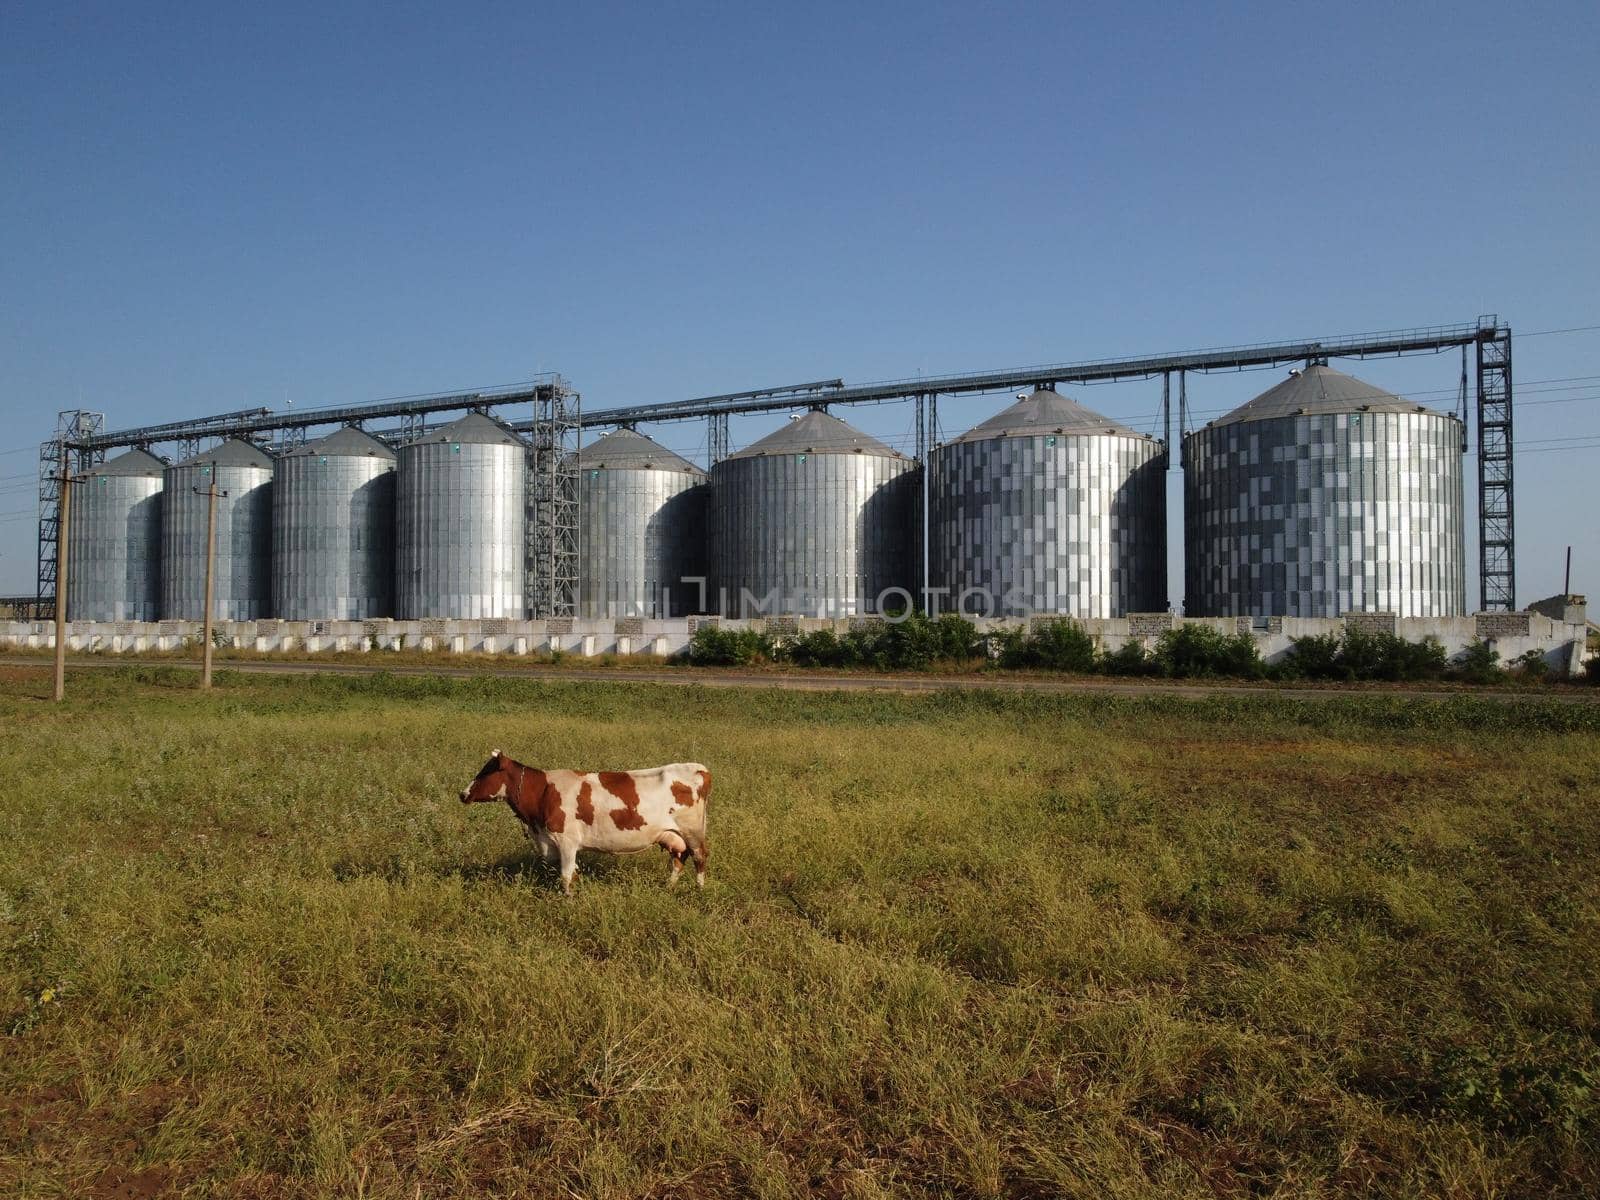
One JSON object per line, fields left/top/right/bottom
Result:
{"left": 1475, "top": 612, "right": 1532, "bottom": 639}
{"left": 1128, "top": 612, "right": 1175, "bottom": 638}
{"left": 765, "top": 616, "right": 798, "bottom": 636}
{"left": 1029, "top": 615, "right": 1080, "bottom": 631}
{"left": 1234, "top": 616, "right": 1285, "bottom": 635}
{"left": 687, "top": 616, "right": 719, "bottom": 632}
{"left": 614, "top": 618, "right": 644, "bottom": 637}
{"left": 546, "top": 618, "right": 574, "bottom": 635}
{"left": 1344, "top": 612, "right": 1398, "bottom": 636}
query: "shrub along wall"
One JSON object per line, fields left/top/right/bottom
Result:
{"left": 685, "top": 616, "right": 1563, "bottom": 684}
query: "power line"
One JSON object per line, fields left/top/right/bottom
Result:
{"left": 1519, "top": 323, "right": 1600, "bottom": 338}
{"left": 1521, "top": 442, "right": 1600, "bottom": 454}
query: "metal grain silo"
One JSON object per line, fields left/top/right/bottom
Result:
{"left": 66, "top": 447, "right": 165, "bottom": 621}
{"left": 162, "top": 439, "right": 275, "bottom": 620}
{"left": 932, "top": 389, "right": 1166, "bottom": 617}
{"left": 1184, "top": 364, "right": 1466, "bottom": 618}
{"left": 272, "top": 426, "right": 397, "bottom": 619}
{"left": 395, "top": 411, "right": 526, "bottom": 619}
{"left": 711, "top": 409, "right": 916, "bottom": 617}
{"left": 576, "top": 428, "right": 708, "bottom": 618}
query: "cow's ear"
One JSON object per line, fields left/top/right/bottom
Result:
{"left": 491, "top": 748, "right": 502, "bottom": 762}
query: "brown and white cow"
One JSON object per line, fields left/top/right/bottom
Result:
{"left": 459, "top": 750, "right": 710, "bottom": 894}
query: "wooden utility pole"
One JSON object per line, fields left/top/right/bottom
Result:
{"left": 195, "top": 473, "right": 227, "bottom": 691}
{"left": 53, "top": 443, "right": 71, "bottom": 703}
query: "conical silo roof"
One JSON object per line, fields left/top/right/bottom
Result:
{"left": 1212, "top": 364, "right": 1432, "bottom": 427}
{"left": 953, "top": 388, "right": 1144, "bottom": 442}
{"left": 86, "top": 447, "right": 166, "bottom": 477}
{"left": 173, "top": 438, "right": 274, "bottom": 469}
{"left": 418, "top": 411, "right": 525, "bottom": 447}
{"left": 576, "top": 427, "right": 705, "bottom": 475}
{"left": 286, "top": 425, "right": 397, "bottom": 460}
{"left": 726, "top": 409, "right": 904, "bottom": 460}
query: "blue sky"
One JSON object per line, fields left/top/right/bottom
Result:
{"left": 3, "top": 1, "right": 1596, "bottom": 603}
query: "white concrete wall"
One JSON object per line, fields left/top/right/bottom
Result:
{"left": 1, "top": 611, "right": 1590, "bottom": 676}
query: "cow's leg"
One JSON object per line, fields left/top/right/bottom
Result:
{"left": 689, "top": 836, "right": 709, "bottom": 889}
{"left": 557, "top": 841, "right": 580, "bottom": 896}
{"left": 657, "top": 830, "right": 688, "bottom": 888}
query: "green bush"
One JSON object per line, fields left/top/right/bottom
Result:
{"left": 988, "top": 627, "right": 1028, "bottom": 668}
{"left": 754, "top": 613, "right": 983, "bottom": 671}
{"left": 787, "top": 628, "right": 850, "bottom": 668}
{"left": 1286, "top": 632, "right": 1343, "bottom": 679}
{"left": 1099, "top": 639, "right": 1154, "bottom": 676}
{"left": 1287, "top": 630, "right": 1449, "bottom": 682}
{"left": 1388, "top": 634, "right": 1450, "bottom": 681}
{"left": 842, "top": 623, "right": 890, "bottom": 668}
{"left": 1456, "top": 638, "right": 1503, "bottom": 684}
{"left": 1154, "top": 624, "right": 1264, "bottom": 679}
{"left": 1024, "top": 619, "right": 1097, "bottom": 672}
{"left": 1510, "top": 648, "right": 1550, "bottom": 681}
{"left": 930, "top": 614, "right": 983, "bottom": 661}
{"left": 854, "top": 613, "right": 983, "bottom": 670}
{"left": 1335, "top": 628, "right": 1387, "bottom": 679}
{"left": 687, "top": 625, "right": 775, "bottom": 666}
{"left": 992, "top": 619, "right": 1096, "bottom": 672}
{"left": 879, "top": 618, "right": 939, "bottom": 670}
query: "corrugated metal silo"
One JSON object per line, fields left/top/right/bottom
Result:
{"left": 395, "top": 411, "right": 526, "bottom": 619}
{"left": 576, "top": 428, "right": 708, "bottom": 618}
{"left": 932, "top": 389, "right": 1166, "bottom": 617}
{"left": 272, "top": 426, "right": 397, "bottom": 619}
{"left": 162, "top": 439, "right": 275, "bottom": 620}
{"left": 66, "top": 447, "right": 165, "bottom": 621}
{"left": 711, "top": 409, "right": 917, "bottom": 617}
{"left": 1183, "top": 364, "right": 1466, "bottom": 617}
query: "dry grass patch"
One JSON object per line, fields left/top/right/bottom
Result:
{"left": 2, "top": 670, "right": 1597, "bottom": 1197}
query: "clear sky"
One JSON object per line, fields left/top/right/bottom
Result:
{"left": 3, "top": 1, "right": 1596, "bottom": 605}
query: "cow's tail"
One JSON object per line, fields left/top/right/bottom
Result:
{"left": 690, "top": 765, "right": 712, "bottom": 844}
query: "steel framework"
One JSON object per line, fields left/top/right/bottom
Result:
{"left": 35, "top": 411, "right": 104, "bottom": 619}
{"left": 40, "top": 319, "right": 1519, "bottom": 618}
{"left": 527, "top": 383, "right": 581, "bottom": 618}
{"left": 567, "top": 319, "right": 1517, "bottom": 611}
{"left": 38, "top": 382, "right": 570, "bottom": 620}
{"left": 1477, "top": 329, "right": 1515, "bottom": 610}
{"left": 573, "top": 322, "right": 1507, "bottom": 426}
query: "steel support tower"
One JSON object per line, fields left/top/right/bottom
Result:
{"left": 1476, "top": 328, "right": 1515, "bottom": 610}
{"left": 35, "top": 410, "right": 104, "bottom": 620}
{"left": 527, "top": 381, "right": 580, "bottom": 618}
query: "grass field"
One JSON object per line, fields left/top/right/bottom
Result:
{"left": 2, "top": 666, "right": 1598, "bottom": 1198}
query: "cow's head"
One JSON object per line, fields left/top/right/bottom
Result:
{"left": 459, "top": 749, "right": 514, "bottom": 804}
